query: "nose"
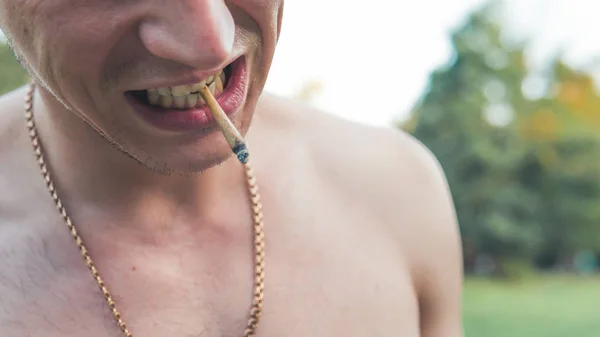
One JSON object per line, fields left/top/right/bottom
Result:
{"left": 139, "top": 0, "right": 235, "bottom": 70}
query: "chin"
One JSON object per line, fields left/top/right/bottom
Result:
{"left": 135, "top": 150, "right": 234, "bottom": 176}
{"left": 100, "top": 124, "right": 238, "bottom": 176}
{"left": 163, "top": 155, "right": 233, "bottom": 176}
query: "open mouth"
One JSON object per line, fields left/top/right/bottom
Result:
{"left": 125, "top": 56, "right": 247, "bottom": 132}
{"left": 128, "top": 64, "right": 233, "bottom": 110}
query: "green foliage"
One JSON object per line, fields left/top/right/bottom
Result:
{"left": 402, "top": 2, "right": 600, "bottom": 272}
{"left": 0, "top": 40, "right": 29, "bottom": 95}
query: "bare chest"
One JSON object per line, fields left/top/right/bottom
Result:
{"left": 2, "top": 266, "right": 419, "bottom": 337}
{"left": 0, "top": 203, "right": 419, "bottom": 337}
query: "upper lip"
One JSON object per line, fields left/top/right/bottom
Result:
{"left": 127, "top": 56, "right": 240, "bottom": 92}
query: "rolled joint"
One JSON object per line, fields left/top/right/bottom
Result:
{"left": 199, "top": 84, "right": 249, "bottom": 164}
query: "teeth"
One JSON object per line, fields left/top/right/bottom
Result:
{"left": 157, "top": 87, "right": 170, "bottom": 95}
{"left": 170, "top": 85, "right": 191, "bottom": 96}
{"left": 215, "top": 75, "right": 223, "bottom": 92}
{"left": 186, "top": 93, "right": 199, "bottom": 108}
{"left": 173, "top": 96, "right": 186, "bottom": 109}
{"left": 146, "top": 69, "right": 227, "bottom": 109}
{"left": 148, "top": 90, "right": 160, "bottom": 105}
{"left": 160, "top": 95, "right": 173, "bottom": 109}
{"left": 189, "top": 81, "right": 207, "bottom": 93}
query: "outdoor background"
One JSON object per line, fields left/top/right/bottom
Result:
{"left": 2, "top": 1, "right": 600, "bottom": 336}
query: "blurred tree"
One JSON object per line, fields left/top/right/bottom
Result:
{"left": 402, "top": 2, "right": 541, "bottom": 273}
{"left": 401, "top": 1, "right": 600, "bottom": 276}
{"left": 530, "top": 61, "right": 600, "bottom": 264}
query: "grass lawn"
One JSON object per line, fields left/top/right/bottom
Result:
{"left": 463, "top": 275, "right": 600, "bottom": 337}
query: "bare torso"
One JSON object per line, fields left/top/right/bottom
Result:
{"left": 0, "top": 87, "right": 461, "bottom": 337}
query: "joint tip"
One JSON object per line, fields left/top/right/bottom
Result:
{"left": 233, "top": 142, "right": 249, "bottom": 164}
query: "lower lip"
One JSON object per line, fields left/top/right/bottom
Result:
{"left": 126, "top": 57, "right": 248, "bottom": 132}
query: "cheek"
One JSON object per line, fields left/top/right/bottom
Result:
{"left": 229, "top": 0, "right": 282, "bottom": 42}
{"left": 276, "top": 1, "right": 284, "bottom": 40}
{"left": 229, "top": 0, "right": 282, "bottom": 74}
{"left": 0, "top": 0, "right": 62, "bottom": 97}
{"left": 6, "top": 2, "right": 133, "bottom": 110}
{"left": 0, "top": 0, "right": 39, "bottom": 52}
{"left": 2, "top": 1, "right": 118, "bottom": 74}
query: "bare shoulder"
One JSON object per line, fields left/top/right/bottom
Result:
{"left": 258, "top": 93, "right": 461, "bottom": 249}
{"left": 0, "top": 86, "right": 29, "bottom": 149}
{"left": 259, "top": 93, "right": 464, "bottom": 336}
{"left": 0, "top": 86, "right": 37, "bottom": 218}
{"left": 258, "top": 93, "right": 459, "bottom": 233}
{"left": 0, "top": 85, "right": 32, "bottom": 165}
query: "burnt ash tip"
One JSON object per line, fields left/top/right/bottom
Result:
{"left": 233, "top": 142, "right": 249, "bottom": 164}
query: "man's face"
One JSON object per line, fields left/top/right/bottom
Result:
{"left": 0, "top": 0, "right": 284, "bottom": 173}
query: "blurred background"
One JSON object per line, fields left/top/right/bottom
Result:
{"left": 2, "top": 0, "right": 600, "bottom": 336}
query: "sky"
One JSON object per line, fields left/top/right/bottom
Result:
{"left": 264, "top": 0, "right": 600, "bottom": 126}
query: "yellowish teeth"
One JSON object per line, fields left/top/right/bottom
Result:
{"left": 148, "top": 90, "right": 160, "bottom": 105}
{"left": 170, "top": 85, "right": 191, "bottom": 97}
{"left": 215, "top": 76, "right": 223, "bottom": 92}
{"left": 157, "top": 87, "right": 170, "bottom": 95}
{"left": 160, "top": 95, "right": 173, "bottom": 109}
{"left": 173, "top": 96, "right": 186, "bottom": 109}
{"left": 186, "top": 93, "right": 199, "bottom": 108}
{"left": 189, "top": 81, "right": 207, "bottom": 93}
{"left": 146, "top": 69, "right": 226, "bottom": 109}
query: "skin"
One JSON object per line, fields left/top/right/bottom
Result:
{"left": 0, "top": 0, "right": 463, "bottom": 336}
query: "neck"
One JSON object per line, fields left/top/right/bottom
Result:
{"left": 31, "top": 87, "right": 251, "bottom": 236}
